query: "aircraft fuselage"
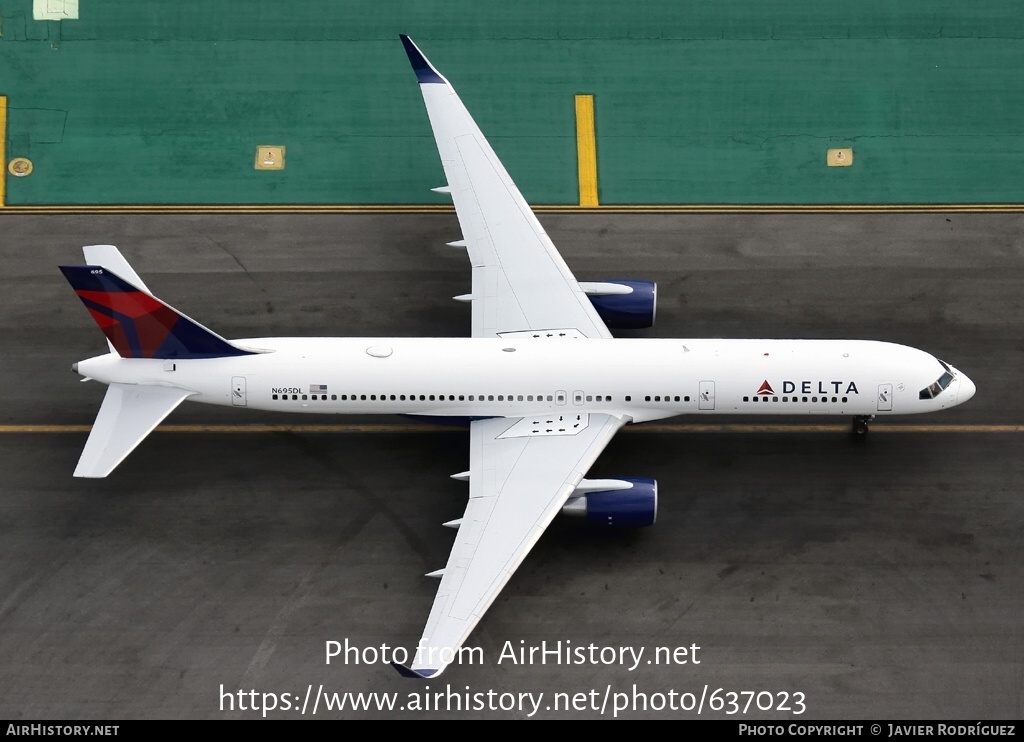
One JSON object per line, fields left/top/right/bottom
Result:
{"left": 75, "top": 337, "right": 974, "bottom": 423}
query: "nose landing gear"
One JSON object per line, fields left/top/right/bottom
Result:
{"left": 851, "top": 415, "right": 875, "bottom": 436}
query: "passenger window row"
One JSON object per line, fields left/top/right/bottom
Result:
{"left": 269, "top": 392, "right": 711, "bottom": 404}
{"left": 742, "top": 396, "right": 849, "bottom": 404}
{"left": 270, "top": 393, "right": 617, "bottom": 402}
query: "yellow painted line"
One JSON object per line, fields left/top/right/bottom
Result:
{"left": 0, "top": 423, "right": 1019, "bottom": 434}
{"left": 0, "top": 424, "right": 452, "bottom": 434}
{"left": 630, "top": 424, "right": 1023, "bottom": 434}
{"left": 574, "top": 94, "right": 599, "bottom": 206}
{"left": 0, "top": 95, "right": 6, "bottom": 207}
{"left": 4, "top": 203, "right": 1024, "bottom": 215}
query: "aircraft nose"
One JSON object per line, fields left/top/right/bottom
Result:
{"left": 957, "top": 372, "right": 976, "bottom": 404}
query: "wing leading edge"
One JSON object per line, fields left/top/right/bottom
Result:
{"left": 400, "top": 35, "right": 612, "bottom": 339}
{"left": 396, "top": 413, "right": 626, "bottom": 678}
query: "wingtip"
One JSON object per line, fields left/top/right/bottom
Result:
{"left": 390, "top": 661, "right": 440, "bottom": 679}
{"left": 399, "top": 34, "right": 446, "bottom": 85}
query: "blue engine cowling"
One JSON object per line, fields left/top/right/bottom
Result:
{"left": 584, "top": 280, "right": 657, "bottom": 329}
{"left": 563, "top": 477, "right": 658, "bottom": 527}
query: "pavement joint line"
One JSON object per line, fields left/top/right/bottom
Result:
{"left": 3, "top": 204, "right": 1024, "bottom": 215}
{"left": 0, "top": 423, "right": 1017, "bottom": 434}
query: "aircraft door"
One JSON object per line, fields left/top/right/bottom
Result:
{"left": 556, "top": 390, "right": 567, "bottom": 406}
{"left": 877, "top": 383, "right": 892, "bottom": 411}
{"left": 699, "top": 380, "right": 715, "bottom": 410}
{"left": 573, "top": 390, "right": 585, "bottom": 406}
{"left": 232, "top": 376, "right": 247, "bottom": 407}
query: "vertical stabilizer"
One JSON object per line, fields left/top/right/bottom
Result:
{"left": 60, "top": 263, "right": 257, "bottom": 360}
{"left": 82, "top": 245, "right": 153, "bottom": 294}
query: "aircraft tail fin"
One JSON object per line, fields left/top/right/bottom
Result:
{"left": 74, "top": 383, "right": 194, "bottom": 478}
{"left": 60, "top": 246, "right": 257, "bottom": 359}
{"left": 82, "top": 244, "right": 154, "bottom": 294}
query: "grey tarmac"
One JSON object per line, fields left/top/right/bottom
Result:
{"left": 0, "top": 212, "right": 1020, "bottom": 718}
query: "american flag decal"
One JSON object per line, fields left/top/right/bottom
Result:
{"left": 310, "top": 384, "right": 328, "bottom": 393}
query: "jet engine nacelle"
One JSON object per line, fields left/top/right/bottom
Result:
{"left": 561, "top": 477, "right": 658, "bottom": 527}
{"left": 579, "top": 280, "right": 657, "bottom": 329}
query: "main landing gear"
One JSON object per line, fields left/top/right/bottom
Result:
{"left": 851, "top": 415, "right": 875, "bottom": 436}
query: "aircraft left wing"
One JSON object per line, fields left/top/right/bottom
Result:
{"left": 395, "top": 412, "right": 626, "bottom": 678}
{"left": 401, "top": 35, "right": 612, "bottom": 340}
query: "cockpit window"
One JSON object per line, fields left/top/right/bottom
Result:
{"left": 919, "top": 366, "right": 956, "bottom": 399}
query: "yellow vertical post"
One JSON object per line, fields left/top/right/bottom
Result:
{"left": 0, "top": 96, "right": 7, "bottom": 207}
{"left": 574, "top": 94, "right": 599, "bottom": 207}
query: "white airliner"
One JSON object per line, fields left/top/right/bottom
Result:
{"left": 60, "top": 35, "right": 975, "bottom": 678}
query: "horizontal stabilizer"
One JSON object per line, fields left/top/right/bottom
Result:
{"left": 74, "top": 383, "right": 195, "bottom": 478}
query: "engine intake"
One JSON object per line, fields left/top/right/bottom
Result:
{"left": 562, "top": 477, "right": 658, "bottom": 527}
{"left": 580, "top": 280, "right": 657, "bottom": 329}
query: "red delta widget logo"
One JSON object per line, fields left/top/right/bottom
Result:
{"left": 756, "top": 380, "right": 860, "bottom": 396}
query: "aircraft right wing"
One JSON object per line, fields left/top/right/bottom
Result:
{"left": 396, "top": 412, "right": 626, "bottom": 678}
{"left": 401, "top": 35, "right": 612, "bottom": 340}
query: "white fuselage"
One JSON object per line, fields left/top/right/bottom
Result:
{"left": 75, "top": 337, "right": 974, "bottom": 422}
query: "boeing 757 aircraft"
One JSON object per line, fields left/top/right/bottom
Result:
{"left": 59, "top": 35, "right": 975, "bottom": 678}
